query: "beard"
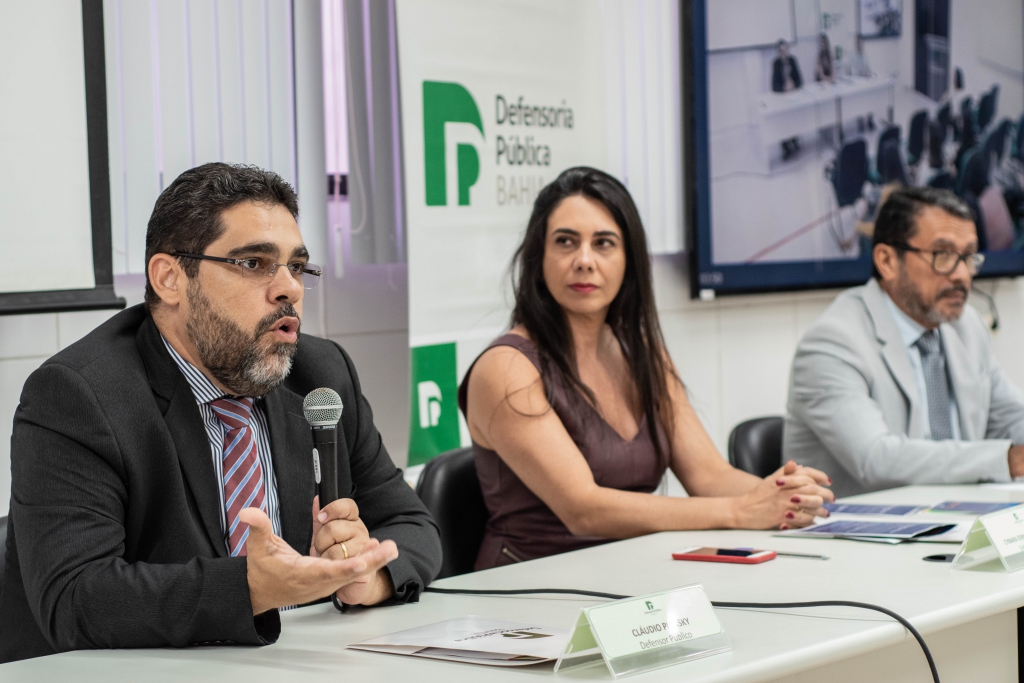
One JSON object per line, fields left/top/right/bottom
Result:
{"left": 185, "top": 283, "right": 299, "bottom": 397}
{"left": 895, "top": 264, "right": 967, "bottom": 326}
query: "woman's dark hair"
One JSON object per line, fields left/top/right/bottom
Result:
{"left": 144, "top": 162, "right": 298, "bottom": 309}
{"left": 510, "top": 166, "right": 675, "bottom": 463}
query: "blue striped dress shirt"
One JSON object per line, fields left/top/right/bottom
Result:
{"left": 161, "top": 336, "right": 283, "bottom": 550}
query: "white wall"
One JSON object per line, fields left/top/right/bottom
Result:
{"left": 6, "top": 0, "right": 1024, "bottom": 517}
{"left": 8, "top": 264, "right": 1024, "bottom": 513}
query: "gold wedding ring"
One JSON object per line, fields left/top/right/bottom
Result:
{"left": 341, "top": 542, "right": 349, "bottom": 560}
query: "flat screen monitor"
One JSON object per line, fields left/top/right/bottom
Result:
{"left": 687, "top": 0, "right": 1024, "bottom": 296}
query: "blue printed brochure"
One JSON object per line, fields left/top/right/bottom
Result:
{"left": 823, "top": 503, "right": 923, "bottom": 516}
{"left": 928, "top": 501, "right": 1023, "bottom": 515}
{"left": 779, "top": 520, "right": 955, "bottom": 540}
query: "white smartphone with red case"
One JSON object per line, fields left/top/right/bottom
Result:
{"left": 672, "top": 547, "right": 777, "bottom": 564}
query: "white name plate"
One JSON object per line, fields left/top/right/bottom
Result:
{"left": 952, "top": 505, "right": 1024, "bottom": 572}
{"left": 554, "top": 584, "right": 730, "bottom": 679}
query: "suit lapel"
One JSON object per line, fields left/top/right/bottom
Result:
{"left": 862, "top": 280, "right": 925, "bottom": 436}
{"left": 137, "top": 317, "right": 226, "bottom": 558}
{"left": 941, "top": 324, "right": 982, "bottom": 440}
{"left": 263, "top": 387, "right": 316, "bottom": 554}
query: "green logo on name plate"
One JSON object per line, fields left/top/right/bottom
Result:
{"left": 422, "top": 81, "right": 483, "bottom": 206}
{"left": 408, "top": 343, "right": 461, "bottom": 466}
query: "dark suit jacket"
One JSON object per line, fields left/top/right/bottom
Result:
{"left": 772, "top": 55, "right": 803, "bottom": 92}
{"left": 0, "top": 305, "right": 441, "bottom": 663}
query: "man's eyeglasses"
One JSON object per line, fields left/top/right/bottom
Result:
{"left": 891, "top": 243, "right": 985, "bottom": 276}
{"left": 172, "top": 253, "right": 323, "bottom": 290}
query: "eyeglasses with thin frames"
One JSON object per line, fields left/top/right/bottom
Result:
{"left": 891, "top": 243, "right": 985, "bottom": 276}
{"left": 171, "top": 253, "right": 323, "bottom": 290}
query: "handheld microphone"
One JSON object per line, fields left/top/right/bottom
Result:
{"left": 303, "top": 388, "right": 344, "bottom": 508}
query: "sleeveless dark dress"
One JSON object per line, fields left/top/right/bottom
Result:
{"left": 457, "top": 334, "right": 667, "bottom": 570}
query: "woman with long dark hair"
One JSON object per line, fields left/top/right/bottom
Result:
{"left": 458, "top": 167, "right": 834, "bottom": 570}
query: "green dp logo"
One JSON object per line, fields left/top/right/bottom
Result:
{"left": 645, "top": 601, "right": 654, "bottom": 611}
{"left": 408, "top": 343, "right": 461, "bottom": 465}
{"left": 423, "top": 81, "right": 483, "bottom": 206}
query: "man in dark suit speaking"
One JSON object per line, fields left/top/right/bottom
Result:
{"left": 0, "top": 163, "right": 441, "bottom": 662}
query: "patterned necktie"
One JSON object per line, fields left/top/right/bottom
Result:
{"left": 914, "top": 330, "right": 953, "bottom": 440}
{"left": 210, "top": 397, "right": 266, "bottom": 556}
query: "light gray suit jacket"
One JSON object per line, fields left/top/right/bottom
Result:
{"left": 783, "top": 278, "right": 1024, "bottom": 498}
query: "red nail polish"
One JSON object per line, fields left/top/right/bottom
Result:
{"left": 776, "top": 479, "right": 786, "bottom": 486}
{"left": 785, "top": 511, "right": 795, "bottom": 519}
{"left": 780, "top": 523, "right": 790, "bottom": 530}
{"left": 790, "top": 496, "right": 801, "bottom": 503}
{"left": 827, "top": 478, "right": 833, "bottom": 484}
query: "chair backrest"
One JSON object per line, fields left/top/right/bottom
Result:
{"left": 1015, "top": 114, "right": 1024, "bottom": 161}
{"left": 878, "top": 139, "right": 908, "bottom": 186}
{"left": 877, "top": 125, "right": 900, "bottom": 156}
{"left": 957, "top": 146, "right": 990, "bottom": 197}
{"left": 985, "top": 118, "right": 1011, "bottom": 164}
{"left": 937, "top": 103, "right": 951, "bottom": 133}
{"left": 728, "top": 417, "right": 784, "bottom": 479}
{"left": 832, "top": 139, "right": 868, "bottom": 207}
{"left": 927, "top": 119, "right": 946, "bottom": 169}
{"left": 960, "top": 97, "right": 977, "bottom": 148}
{"left": 907, "top": 110, "right": 928, "bottom": 164}
{"left": 927, "top": 170, "right": 955, "bottom": 191}
{"left": 414, "top": 447, "right": 488, "bottom": 579}
{"left": 0, "top": 516, "right": 7, "bottom": 588}
{"left": 977, "top": 91, "right": 995, "bottom": 132}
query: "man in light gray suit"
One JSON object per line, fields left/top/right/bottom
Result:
{"left": 784, "top": 186, "right": 1024, "bottom": 497}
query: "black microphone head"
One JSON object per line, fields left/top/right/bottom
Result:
{"left": 303, "top": 388, "right": 343, "bottom": 426}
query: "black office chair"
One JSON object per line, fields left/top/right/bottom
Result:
{"left": 977, "top": 92, "right": 995, "bottom": 133}
{"left": 877, "top": 125, "right": 900, "bottom": 157}
{"left": 927, "top": 119, "right": 946, "bottom": 170}
{"left": 927, "top": 171, "right": 955, "bottom": 191}
{"left": 985, "top": 118, "right": 1011, "bottom": 165}
{"left": 957, "top": 146, "right": 990, "bottom": 198}
{"left": 936, "top": 102, "right": 952, "bottom": 137}
{"left": 907, "top": 110, "right": 927, "bottom": 167}
{"left": 982, "top": 84, "right": 999, "bottom": 132}
{"left": 414, "top": 447, "right": 488, "bottom": 579}
{"left": 830, "top": 139, "right": 869, "bottom": 208}
{"left": 0, "top": 516, "right": 7, "bottom": 588}
{"left": 1014, "top": 114, "right": 1024, "bottom": 162}
{"left": 878, "top": 139, "right": 909, "bottom": 186}
{"left": 728, "top": 417, "right": 784, "bottom": 479}
{"left": 961, "top": 97, "right": 977, "bottom": 143}
{"left": 957, "top": 147, "right": 991, "bottom": 252}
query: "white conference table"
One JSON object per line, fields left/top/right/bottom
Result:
{"left": 4, "top": 484, "right": 1024, "bottom": 682}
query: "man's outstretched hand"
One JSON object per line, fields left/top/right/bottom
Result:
{"left": 240, "top": 507, "right": 398, "bottom": 615}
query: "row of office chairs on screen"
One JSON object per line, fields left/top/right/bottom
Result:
{"left": 416, "top": 416, "right": 784, "bottom": 579}
{"left": 0, "top": 419, "right": 782, "bottom": 585}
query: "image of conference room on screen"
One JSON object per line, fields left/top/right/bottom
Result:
{"left": 705, "top": 0, "right": 1024, "bottom": 267}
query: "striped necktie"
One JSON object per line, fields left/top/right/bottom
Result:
{"left": 210, "top": 397, "right": 266, "bottom": 556}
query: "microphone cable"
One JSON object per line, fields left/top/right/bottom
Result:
{"left": 424, "top": 587, "right": 939, "bottom": 683}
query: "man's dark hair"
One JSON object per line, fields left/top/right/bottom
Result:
{"left": 144, "top": 163, "right": 299, "bottom": 308}
{"left": 871, "top": 186, "right": 974, "bottom": 279}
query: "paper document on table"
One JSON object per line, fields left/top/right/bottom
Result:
{"left": 823, "top": 503, "right": 924, "bottom": 516}
{"left": 777, "top": 520, "right": 955, "bottom": 540}
{"left": 927, "top": 501, "right": 1023, "bottom": 514}
{"left": 347, "top": 616, "right": 570, "bottom": 667}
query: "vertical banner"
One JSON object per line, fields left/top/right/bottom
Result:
{"left": 395, "top": 0, "right": 608, "bottom": 465}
